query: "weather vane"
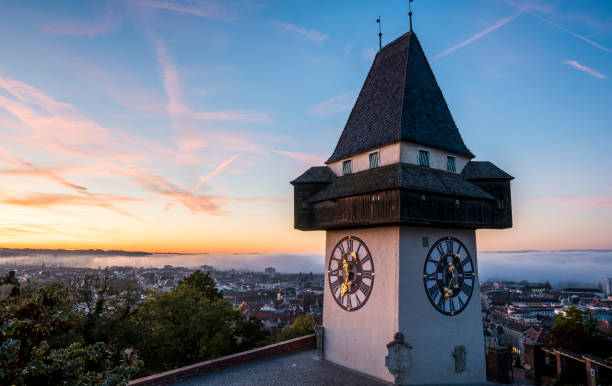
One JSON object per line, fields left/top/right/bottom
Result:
{"left": 376, "top": 16, "right": 382, "bottom": 52}
{"left": 409, "top": 0, "right": 414, "bottom": 32}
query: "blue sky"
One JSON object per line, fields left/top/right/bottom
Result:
{"left": 0, "top": 0, "right": 610, "bottom": 253}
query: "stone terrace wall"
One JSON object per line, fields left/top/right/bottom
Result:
{"left": 129, "top": 334, "right": 316, "bottom": 386}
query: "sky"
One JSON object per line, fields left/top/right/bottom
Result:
{"left": 0, "top": 0, "right": 610, "bottom": 254}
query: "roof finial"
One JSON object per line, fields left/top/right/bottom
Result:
{"left": 376, "top": 16, "right": 382, "bottom": 52}
{"left": 409, "top": 0, "right": 414, "bottom": 32}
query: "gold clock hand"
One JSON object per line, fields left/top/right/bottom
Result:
{"left": 340, "top": 258, "right": 350, "bottom": 297}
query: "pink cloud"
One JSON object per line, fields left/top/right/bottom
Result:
{"left": 435, "top": 12, "right": 523, "bottom": 58}
{"left": 0, "top": 192, "right": 144, "bottom": 219}
{"left": 563, "top": 60, "right": 607, "bottom": 79}
{"left": 188, "top": 154, "right": 240, "bottom": 193}
{"left": 274, "top": 150, "right": 326, "bottom": 166}
{"left": 0, "top": 149, "right": 87, "bottom": 192}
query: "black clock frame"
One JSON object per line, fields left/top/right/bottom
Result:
{"left": 327, "top": 235, "right": 374, "bottom": 312}
{"left": 422, "top": 236, "right": 475, "bottom": 316}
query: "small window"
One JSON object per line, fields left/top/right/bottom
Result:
{"left": 497, "top": 198, "right": 505, "bottom": 210}
{"left": 447, "top": 156, "right": 456, "bottom": 172}
{"left": 418, "top": 150, "right": 430, "bottom": 167}
{"left": 369, "top": 151, "right": 380, "bottom": 169}
{"left": 342, "top": 159, "right": 352, "bottom": 175}
{"left": 422, "top": 236, "right": 429, "bottom": 247}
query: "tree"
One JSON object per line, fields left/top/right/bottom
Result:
{"left": 130, "top": 271, "right": 270, "bottom": 376}
{"left": 276, "top": 314, "right": 314, "bottom": 342}
{"left": 550, "top": 306, "right": 610, "bottom": 358}
{"left": 0, "top": 280, "right": 138, "bottom": 385}
{"left": 176, "top": 270, "right": 222, "bottom": 300}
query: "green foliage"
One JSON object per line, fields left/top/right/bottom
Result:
{"left": 0, "top": 281, "right": 138, "bottom": 385}
{"left": 550, "top": 306, "right": 610, "bottom": 358}
{"left": 130, "top": 273, "right": 270, "bottom": 375}
{"left": 276, "top": 314, "right": 314, "bottom": 342}
{"left": 176, "top": 270, "right": 223, "bottom": 300}
{"left": 1, "top": 270, "right": 271, "bottom": 382}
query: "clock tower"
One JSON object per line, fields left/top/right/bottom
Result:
{"left": 291, "top": 29, "right": 513, "bottom": 385}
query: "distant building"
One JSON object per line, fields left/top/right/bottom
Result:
{"left": 606, "top": 277, "right": 612, "bottom": 298}
{"left": 264, "top": 267, "right": 276, "bottom": 276}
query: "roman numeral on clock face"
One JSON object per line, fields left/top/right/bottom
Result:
{"left": 361, "top": 254, "right": 371, "bottom": 265}
{"left": 428, "top": 285, "right": 440, "bottom": 299}
{"left": 330, "top": 279, "right": 340, "bottom": 293}
{"left": 437, "top": 294, "right": 446, "bottom": 310}
{"left": 446, "top": 240, "right": 454, "bottom": 254}
{"left": 360, "top": 282, "right": 371, "bottom": 296}
{"left": 347, "top": 239, "right": 353, "bottom": 252}
{"left": 436, "top": 244, "right": 445, "bottom": 257}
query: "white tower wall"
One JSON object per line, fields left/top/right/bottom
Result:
{"left": 323, "top": 226, "right": 486, "bottom": 384}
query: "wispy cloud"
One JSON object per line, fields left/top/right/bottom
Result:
{"left": 139, "top": 0, "right": 236, "bottom": 20}
{"left": 150, "top": 37, "right": 268, "bottom": 164}
{"left": 0, "top": 149, "right": 87, "bottom": 192}
{"left": 362, "top": 48, "right": 376, "bottom": 60}
{"left": 40, "top": 3, "right": 123, "bottom": 37}
{"left": 504, "top": 0, "right": 611, "bottom": 53}
{"left": 0, "top": 191, "right": 144, "bottom": 219}
{"left": 279, "top": 23, "right": 328, "bottom": 43}
{"left": 344, "top": 43, "right": 353, "bottom": 55}
{"left": 233, "top": 197, "right": 287, "bottom": 204}
{"left": 187, "top": 154, "right": 240, "bottom": 194}
{"left": 274, "top": 150, "right": 326, "bottom": 168}
{"left": 106, "top": 158, "right": 238, "bottom": 216}
{"left": 563, "top": 60, "right": 607, "bottom": 79}
{"left": 0, "top": 73, "right": 242, "bottom": 218}
{"left": 307, "top": 92, "right": 356, "bottom": 118}
{"left": 539, "top": 196, "right": 612, "bottom": 209}
{"left": 435, "top": 11, "right": 522, "bottom": 59}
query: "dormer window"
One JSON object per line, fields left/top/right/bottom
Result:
{"left": 369, "top": 151, "right": 380, "bottom": 169}
{"left": 447, "top": 156, "right": 456, "bottom": 172}
{"left": 342, "top": 159, "right": 352, "bottom": 175}
{"left": 418, "top": 150, "right": 430, "bottom": 167}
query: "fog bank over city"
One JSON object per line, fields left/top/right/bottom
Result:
{"left": 1, "top": 250, "right": 610, "bottom": 287}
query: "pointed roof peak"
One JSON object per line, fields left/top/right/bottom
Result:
{"left": 326, "top": 31, "right": 474, "bottom": 164}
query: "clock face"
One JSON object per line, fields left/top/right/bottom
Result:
{"left": 423, "top": 236, "right": 475, "bottom": 316}
{"left": 327, "top": 236, "right": 374, "bottom": 312}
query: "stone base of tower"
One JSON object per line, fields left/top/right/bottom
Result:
{"left": 323, "top": 227, "right": 487, "bottom": 385}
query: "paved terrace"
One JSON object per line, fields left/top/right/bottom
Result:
{"left": 177, "top": 349, "right": 385, "bottom": 386}
{"left": 129, "top": 334, "right": 538, "bottom": 386}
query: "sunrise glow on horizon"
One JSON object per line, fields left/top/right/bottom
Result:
{"left": 0, "top": 1, "right": 610, "bottom": 254}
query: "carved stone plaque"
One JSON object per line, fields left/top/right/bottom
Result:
{"left": 453, "top": 345, "right": 467, "bottom": 373}
{"left": 385, "top": 332, "right": 412, "bottom": 385}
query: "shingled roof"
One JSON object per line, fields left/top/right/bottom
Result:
{"left": 326, "top": 32, "right": 474, "bottom": 163}
{"left": 290, "top": 166, "right": 335, "bottom": 184}
{"left": 309, "top": 163, "right": 494, "bottom": 202}
{"left": 461, "top": 161, "right": 514, "bottom": 180}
